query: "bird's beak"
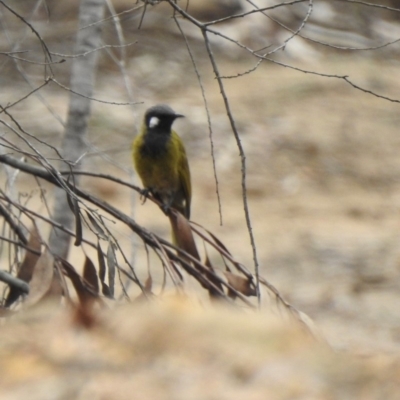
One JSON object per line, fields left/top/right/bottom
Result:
{"left": 174, "top": 113, "right": 185, "bottom": 119}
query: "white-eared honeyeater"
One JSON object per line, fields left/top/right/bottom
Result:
{"left": 132, "top": 104, "right": 191, "bottom": 218}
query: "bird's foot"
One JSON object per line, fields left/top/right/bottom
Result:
{"left": 139, "top": 188, "right": 151, "bottom": 204}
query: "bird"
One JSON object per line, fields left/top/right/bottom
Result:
{"left": 132, "top": 104, "right": 191, "bottom": 219}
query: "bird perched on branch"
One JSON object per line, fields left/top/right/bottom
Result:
{"left": 132, "top": 104, "right": 191, "bottom": 219}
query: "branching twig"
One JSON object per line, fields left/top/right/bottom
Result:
{"left": 173, "top": 15, "right": 223, "bottom": 225}
{"left": 0, "top": 1, "right": 53, "bottom": 63}
{"left": 265, "top": 57, "right": 400, "bottom": 103}
{"left": 336, "top": 0, "right": 400, "bottom": 12}
{"left": 204, "top": 0, "right": 308, "bottom": 26}
{"left": 200, "top": 29, "right": 261, "bottom": 305}
{"left": 49, "top": 78, "right": 139, "bottom": 106}
{"left": 0, "top": 154, "right": 255, "bottom": 306}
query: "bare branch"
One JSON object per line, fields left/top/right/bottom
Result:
{"left": 205, "top": 0, "right": 309, "bottom": 26}
{"left": 50, "top": 42, "right": 137, "bottom": 60}
{"left": 0, "top": 79, "right": 50, "bottom": 114}
{"left": 49, "top": 78, "right": 140, "bottom": 106}
{"left": 201, "top": 29, "right": 261, "bottom": 305}
{"left": 248, "top": 0, "right": 400, "bottom": 52}
{"left": 335, "top": 0, "right": 400, "bottom": 12}
{"left": 0, "top": 203, "right": 27, "bottom": 245}
{"left": 265, "top": 57, "right": 400, "bottom": 103}
{"left": 0, "top": 1, "right": 53, "bottom": 64}
{"left": 173, "top": 15, "right": 223, "bottom": 225}
{"left": 0, "top": 270, "right": 29, "bottom": 295}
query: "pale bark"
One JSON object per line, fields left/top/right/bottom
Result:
{"left": 49, "top": 0, "right": 105, "bottom": 258}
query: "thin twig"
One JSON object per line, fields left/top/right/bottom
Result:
{"left": 0, "top": 1, "right": 53, "bottom": 62}
{"left": 205, "top": 0, "right": 308, "bottom": 26}
{"left": 49, "top": 78, "right": 140, "bottom": 106}
{"left": 0, "top": 79, "right": 50, "bottom": 114}
{"left": 335, "top": 0, "right": 400, "bottom": 12}
{"left": 173, "top": 15, "right": 223, "bottom": 225}
{"left": 50, "top": 42, "right": 137, "bottom": 59}
{"left": 265, "top": 57, "right": 400, "bottom": 103}
{"left": 0, "top": 203, "right": 27, "bottom": 244}
{"left": 250, "top": 0, "right": 400, "bottom": 52}
{"left": 201, "top": 29, "right": 261, "bottom": 306}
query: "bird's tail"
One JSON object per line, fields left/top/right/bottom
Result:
{"left": 168, "top": 212, "right": 199, "bottom": 263}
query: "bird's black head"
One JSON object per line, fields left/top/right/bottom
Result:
{"left": 144, "top": 104, "right": 184, "bottom": 133}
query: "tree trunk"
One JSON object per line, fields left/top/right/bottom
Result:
{"left": 49, "top": 0, "right": 104, "bottom": 258}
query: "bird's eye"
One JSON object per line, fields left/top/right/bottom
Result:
{"left": 149, "top": 116, "right": 160, "bottom": 128}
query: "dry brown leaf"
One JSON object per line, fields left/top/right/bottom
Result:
{"left": 16, "top": 225, "right": 42, "bottom": 282}
{"left": 61, "top": 260, "right": 99, "bottom": 307}
{"left": 24, "top": 251, "right": 54, "bottom": 307}
{"left": 144, "top": 275, "right": 153, "bottom": 293}
{"left": 224, "top": 271, "right": 257, "bottom": 298}
{"left": 5, "top": 225, "right": 42, "bottom": 307}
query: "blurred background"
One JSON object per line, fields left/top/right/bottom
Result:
{"left": 1, "top": 0, "right": 400, "bottom": 352}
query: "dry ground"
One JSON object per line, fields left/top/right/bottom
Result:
{"left": 1, "top": 299, "right": 400, "bottom": 400}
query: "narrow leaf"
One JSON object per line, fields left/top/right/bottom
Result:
{"left": 61, "top": 259, "right": 98, "bottom": 306}
{"left": 85, "top": 210, "right": 106, "bottom": 239}
{"left": 106, "top": 243, "right": 116, "bottom": 298}
{"left": 191, "top": 222, "right": 232, "bottom": 256}
{"left": 97, "top": 241, "right": 111, "bottom": 297}
{"left": 193, "top": 222, "right": 253, "bottom": 278}
{"left": 206, "top": 229, "right": 232, "bottom": 256}
{"left": 144, "top": 274, "right": 152, "bottom": 293}
{"left": 55, "top": 261, "right": 72, "bottom": 304}
{"left": 83, "top": 256, "right": 99, "bottom": 294}
{"left": 66, "top": 193, "right": 82, "bottom": 246}
{"left": 5, "top": 225, "right": 42, "bottom": 307}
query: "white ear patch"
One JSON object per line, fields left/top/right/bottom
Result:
{"left": 149, "top": 116, "right": 160, "bottom": 128}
